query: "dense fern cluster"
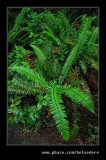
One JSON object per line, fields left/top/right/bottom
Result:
{"left": 8, "top": 8, "right": 98, "bottom": 141}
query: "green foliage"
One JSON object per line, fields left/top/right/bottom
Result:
{"left": 9, "top": 65, "right": 48, "bottom": 88}
{"left": 8, "top": 8, "right": 98, "bottom": 141}
{"left": 9, "top": 8, "right": 29, "bottom": 42}
{"left": 47, "top": 82, "right": 70, "bottom": 140}
{"left": 59, "top": 15, "right": 93, "bottom": 83}
{"left": 62, "top": 86, "right": 94, "bottom": 113}
{"left": 42, "top": 28, "right": 61, "bottom": 46}
{"left": 87, "top": 125, "right": 99, "bottom": 144}
{"left": 9, "top": 64, "right": 95, "bottom": 140}
{"left": 8, "top": 78, "right": 37, "bottom": 95}
{"left": 70, "top": 124, "right": 79, "bottom": 140}
{"left": 30, "top": 44, "right": 46, "bottom": 62}
{"left": 57, "top": 10, "right": 72, "bottom": 40}
{"left": 8, "top": 104, "right": 44, "bottom": 129}
{"left": 79, "top": 60, "right": 87, "bottom": 74}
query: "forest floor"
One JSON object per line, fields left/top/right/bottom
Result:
{"left": 8, "top": 112, "right": 98, "bottom": 145}
{"left": 8, "top": 85, "right": 99, "bottom": 145}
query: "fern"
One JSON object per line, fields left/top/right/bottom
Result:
{"left": 89, "top": 27, "right": 98, "bottom": 44}
{"left": 79, "top": 60, "right": 87, "bottom": 74}
{"left": 84, "top": 55, "right": 98, "bottom": 71}
{"left": 8, "top": 85, "right": 34, "bottom": 95}
{"left": 57, "top": 10, "right": 72, "bottom": 40}
{"left": 12, "top": 78, "right": 37, "bottom": 94}
{"left": 70, "top": 124, "right": 79, "bottom": 140}
{"left": 59, "top": 15, "right": 90, "bottom": 83}
{"left": 47, "top": 82, "right": 70, "bottom": 140}
{"left": 30, "top": 44, "right": 46, "bottom": 62}
{"left": 9, "top": 8, "right": 28, "bottom": 42}
{"left": 35, "top": 61, "right": 50, "bottom": 81}
{"left": 9, "top": 66, "right": 48, "bottom": 88}
{"left": 62, "top": 86, "right": 95, "bottom": 113}
{"left": 8, "top": 10, "right": 97, "bottom": 141}
{"left": 87, "top": 27, "right": 98, "bottom": 54}
{"left": 42, "top": 29, "right": 61, "bottom": 46}
{"left": 91, "top": 61, "right": 98, "bottom": 71}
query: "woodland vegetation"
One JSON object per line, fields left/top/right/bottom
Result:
{"left": 8, "top": 8, "right": 98, "bottom": 144}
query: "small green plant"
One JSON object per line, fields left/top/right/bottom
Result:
{"left": 8, "top": 102, "right": 45, "bottom": 130}
{"left": 8, "top": 98, "right": 21, "bottom": 124}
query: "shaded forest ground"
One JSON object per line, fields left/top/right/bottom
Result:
{"left": 8, "top": 104, "right": 99, "bottom": 145}
{"left": 8, "top": 69, "right": 99, "bottom": 145}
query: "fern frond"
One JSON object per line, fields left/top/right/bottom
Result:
{"left": 15, "top": 27, "right": 31, "bottom": 39}
{"left": 91, "top": 61, "right": 98, "bottom": 71}
{"left": 70, "top": 124, "right": 79, "bottom": 140}
{"left": 42, "top": 29, "right": 61, "bottom": 46}
{"left": 57, "top": 10, "right": 72, "bottom": 40}
{"left": 87, "top": 27, "right": 98, "bottom": 53}
{"left": 13, "top": 8, "right": 28, "bottom": 32}
{"left": 59, "top": 45, "right": 78, "bottom": 83}
{"left": 85, "top": 56, "right": 98, "bottom": 71}
{"left": 59, "top": 16, "right": 90, "bottom": 83}
{"left": 47, "top": 82, "right": 70, "bottom": 141}
{"left": 12, "top": 78, "right": 37, "bottom": 94}
{"left": 8, "top": 8, "right": 28, "bottom": 42}
{"left": 30, "top": 44, "right": 46, "bottom": 62}
{"left": 8, "top": 85, "right": 34, "bottom": 95}
{"left": 88, "top": 43, "right": 98, "bottom": 54}
{"left": 77, "top": 15, "right": 90, "bottom": 47}
{"left": 79, "top": 60, "right": 87, "bottom": 74}
{"left": 62, "top": 86, "right": 95, "bottom": 113}
{"left": 35, "top": 61, "right": 51, "bottom": 81}
{"left": 89, "top": 27, "right": 98, "bottom": 44}
{"left": 9, "top": 66, "right": 48, "bottom": 88}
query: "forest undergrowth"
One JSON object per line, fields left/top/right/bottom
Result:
{"left": 8, "top": 7, "right": 99, "bottom": 144}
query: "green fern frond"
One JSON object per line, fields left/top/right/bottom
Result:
{"left": 8, "top": 8, "right": 28, "bottom": 42}
{"left": 87, "top": 27, "right": 98, "bottom": 53}
{"left": 42, "top": 29, "right": 61, "bottom": 46}
{"left": 85, "top": 56, "right": 98, "bottom": 71}
{"left": 12, "top": 78, "right": 37, "bottom": 94}
{"left": 59, "top": 45, "right": 78, "bottom": 83}
{"left": 52, "top": 59, "right": 62, "bottom": 79}
{"left": 13, "top": 8, "right": 28, "bottom": 32}
{"left": 91, "top": 61, "right": 98, "bottom": 71}
{"left": 15, "top": 27, "right": 31, "bottom": 39}
{"left": 79, "top": 60, "right": 87, "bottom": 74}
{"left": 77, "top": 16, "right": 90, "bottom": 47}
{"left": 89, "top": 27, "right": 98, "bottom": 43}
{"left": 47, "top": 82, "right": 70, "bottom": 141}
{"left": 59, "top": 16, "right": 90, "bottom": 83}
{"left": 30, "top": 44, "right": 46, "bottom": 62}
{"left": 70, "top": 124, "right": 79, "bottom": 140}
{"left": 35, "top": 61, "right": 51, "bottom": 81}
{"left": 8, "top": 85, "right": 34, "bottom": 95}
{"left": 57, "top": 10, "right": 72, "bottom": 40}
{"left": 62, "top": 86, "right": 95, "bottom": 113}
{"left": 9, "top": 66, "right": 48, "bottom": 88}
